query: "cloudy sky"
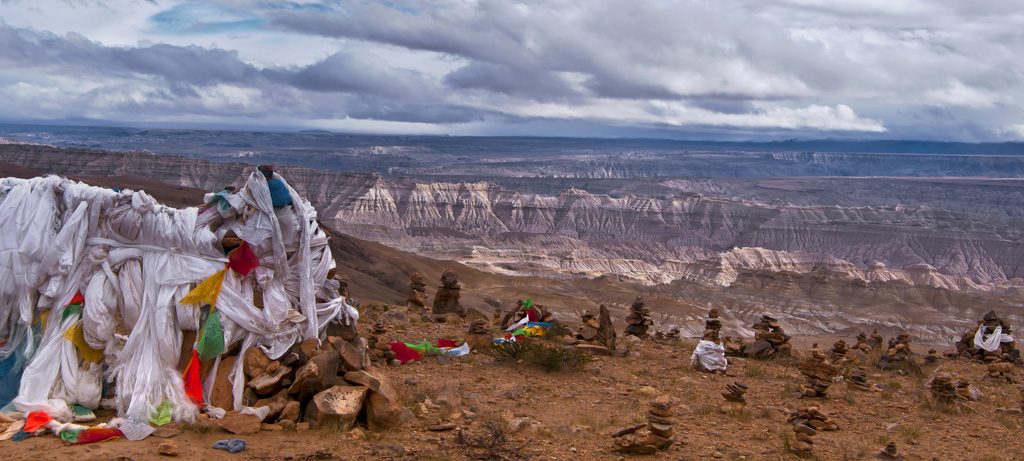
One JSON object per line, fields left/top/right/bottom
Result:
{"left": 1, "top": 0, "right": 1023, "bottom": 141}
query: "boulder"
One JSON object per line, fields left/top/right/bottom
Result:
{"left": 247, "top": 364, "right": 293, "bottom": 396}
{"left": 243, "top": 348, "right": 271, "bottom": 379}
{"left": 254, "top": 390, "right": 292, "bottom": 421}
{"left": 304, "top": 385, "right": 367, "bottom": 430}
{"left": 343, "top": 370, "right": 381, "bottom": 392}
{"left": 363, "top": 367, "right": 403, "bottom": 431}
{"left": 277, "top": 400, "right": 301, "bottom": 423}
{"left": 332, "top": 339, "right": 364, "bottom": 372}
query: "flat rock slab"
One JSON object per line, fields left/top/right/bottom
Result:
{"left": 216, "top": 412, "right": 262, "bottom": 435}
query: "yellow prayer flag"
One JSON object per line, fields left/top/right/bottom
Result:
{"left": 178, "top": 269, "right": 226, "bottom": 307}
{"left": 63, "top": 322, "right": 105, "bottom": 363}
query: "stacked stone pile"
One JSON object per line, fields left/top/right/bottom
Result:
{"left": 406, "top": 272, "right": 428, "bottom": 314}
{"left": 869, "top": 330, "right": 884, "bottom": 350}
{"left": 846, "top": 368, "right": 879, "bottom": 391}
{"left": 876, "top": 442, "right": 902, "bottom": 460}
{"left": 721, "top": 382, "right": 748, "bottom": 403}
{"left": 798, "top": 352, "right": 839, "bottom": 398}
{"left": 830, "top": 340, "right": 848, "bottom": 357}
{"left": 929, "top": 372, "right": 962, "bottom": 403}
{"left": 576, "top": 310, "right": 600, "bottom": 340}
{"left": 612, "top": 394, "right": 675, "bottom": 455}
{"left": 877, "top": 333, "right": 921, "bottom": 373}
{"left": 366, "top": 320, "right": 397, "bottom": 366}
{"left": 855, "top": 332, "right": 872, "bottom": 352}
{"left": 743, "top": 315, "right": 792, "bottom": 359}
{"left": 624, "top": 296, "right": 652, "bottom": 337}
{"left": 465, "top": 319, "right": 493, "bottom": 350}
{"left": 926, "top": 349, "right": 939, "bottom": 364}
{"left": 722, "top": 336, "right": 746, "bottom": 357}
{"left": 986, "top": 362, "right": 1018, "bottom": 382}
{"left": 210, "top": 335, "right": 402, "bottom": 434}
{"left": 952, "top": 310, "right": 1022, "bottom": 364}
{"left": 432, "top": 269, "right": 465, "bottom": 316}
{"left": 787, "top": 406, "right": 838, "bottom": 454}
{"left": 501, "top": 299, "right": 554, "bottom": 329}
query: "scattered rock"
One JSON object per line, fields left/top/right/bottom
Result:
{"left": 304, "top": 385, "right": 368, "bottom": 430}
{"left": 157, "top": 440, "right": 178, "bottom": 456}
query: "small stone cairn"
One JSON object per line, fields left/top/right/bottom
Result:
{"left": 798, "top": 349, "right": 839, "bottom": 398}
{"left": 405, "top": 272, "right": 428, "bottom": 314}
{"left": 855, "top": 332, "right": 872, "bottom": 353}
{"left": 875, "top": 442, "right": 902, "bottom": 460}
{"left": 869, "top": 329, "right": 884, "bottom": 350}
{"left": 744, "top": 314, "right": 792, "bottom": 359}
{"left": 577, "top": 310, "right": 599, "bottom": 339}
{"left": 431, "top": 268, "right": 464, "bottom": 316}
{"left": 612, "top": 394, "right": 675, "bottom": 455}
{"left": 465, "top": 319, "right": 493, "bottom": 350}
{"left": 787, "top": 406, "right": 839, "bottom": 454}
{"left": 929, "top": 371, "right": 977, "bottom": 403}
{"left": 846, "top": 368, "right": 879, "bottom": 392}
{"left": 721, "top": 382, "right": 748, "bottom": 403}
{"left": 877, "top": 333, "right": 920, "bottom": 373}
{"left": 722, "top": 335, "right": 746, "bottom": 357}
{"left": 951, "top": 310, "right": 1022, "bottom": 364}
{"left": 366, "top": 319, "right": 396, "bottom": 366}
{"left": 624, "top": 296, "right": 652, "bottom": 337}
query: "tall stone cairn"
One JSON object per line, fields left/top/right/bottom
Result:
{"left": 702, "top": 307, "right": 722, "bottom": 342}
{"left": 597, "top": 304, "right": 617, "bottom": 352}
{"left": 431, "top": 268, "right": 464, "bottom": 316}
{"left": 366, "top": 319, "right": 396, "bottom": 366}
{"left": 624, "top": 296, "right": 652, "bottom": 337}
{"left": 798, "top": 349, "right": 838, "bottom": 398}
{"left": 612, "top": 393, "right": 675, "bottom": 454}
{"left": 787, "top": 406, "right": 839, "bottom": 454}
{"left": 405, "top": 272, "right": 428, "bottom": 314}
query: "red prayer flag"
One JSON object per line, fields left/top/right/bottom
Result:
{"left": 227, "top": 241, "right": 260, "bottom": 276}
{"left": 437, "top": 339, "right": 459, "bottom": 348}
{"left": 389, "top": 342, "right": 424, "bottom": 364}
{"left": 24, "top": 411, "right": 53, "bottom": 432}
{"left": 526, "top": 309, "right": 538, "bottom": 322}
{"left": 70, "top": 427, "right": 123, "bottom": 444}
{"left": 68, "top": 291, "right": 85, "bottom": 306}
{"left": 183, "top": 349, "right": 203, "bottom": 405}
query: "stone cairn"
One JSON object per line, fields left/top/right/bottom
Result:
{"left": 830, "top": 340, "right": 848, "bottom": 357}
{"left": 986, "top": 362, "right": 1017, "bottom": 382}
{"left": 612, "top": 394, "right": 675, "bottom": 455}
{"left": 574, "top": 305, "right": 617, "bottom": 355}
{"left": 465, "top": 319, "right": 493, "bottom": 350}
{"left": 744, "top": 315, "right": 792, "bottom": 359}
{"left": 366, "top": 319, "right": 397, "bottom": 366}
{"left": 405, "top": 272, "right": 428, "bottom": 314}
{"left": 798, "top": 350, "right": 839, "bottom": 398}
{"left": 951, "top": 310, "right": 1022, "bottom": 364}
{"left": 929, "top": 372, "right": 970, "bottom": 403}
{"left": 787, "top": 406, "right": 839, "bottom": 454}
{"left": 846, "top": 368, "right": 879, "bottom": 392}
{"left": 721, "top": 381, "right": 748, "bottom": 403}
{"left": 877, "top": 333, "right": 920, "bottom": 373}
{"left": 854, "top": 332, "right": 872, "bottom": 353}
{"left": 926, "top": 349, "right": 939, "bottom": 364}
{"left": 624, "top": 296, "right": 652, "bottom": 337}
{"left": 876, "top": 442, "right": 902, "bottom": 460}
{"left": 869, "top": 329, "right": 884, "bottom": 350}
{"left": 722, "top": 335, "right": 747, "bottom": 357}
{"left": 432, "top": 268, "right": 465, "bottom": 316}
{"left": 703, "top": 308, "right": 722, "bottom": 341}
{"left": 500, "top": 299, "right": 554, "bottom": 329}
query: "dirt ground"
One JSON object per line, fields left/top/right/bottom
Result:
{"left": 4, "top": 311, "right": 1024, "bottom": 461}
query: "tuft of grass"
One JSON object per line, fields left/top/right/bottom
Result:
{"left": 489, "top": 340, "right": 592, "bottom": 372}
{"left": 182, "top": 422, "right": 213, "bottom": 434}
{"left": 745, "top": 363, "right": 766, "bottom": 377}
{"left": 695, "top": 404, "right": 716, "bottom": 416}
{"left": 901, "top": 425, "right": 924, "bottom": 441}
{"left": 759, "top": 408, "right": 774, "bottom": 419}
{"left": 841, "top": 389, "right": 857, "bottom": 405}
{"left": 542, "top": 321, "right": 573, "bottom": 340}
{"left": 886, "top": 379, "right": 903, "bottom": 391}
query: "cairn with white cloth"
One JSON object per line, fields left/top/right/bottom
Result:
{"left": 690, "top": 308, "right": 727, "bottom": 373}
{"left": 951, "top": 310, "right": 1022, "bottom": 365}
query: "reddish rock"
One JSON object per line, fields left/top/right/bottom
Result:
{"left": 210, "top": 356, "right": 237, "bottom": 410}
{"left": 363, "top": 367, "right": 403, "bottom": 431}
{"left": 243, "top": 348, "right": 271, "bottom": 379}
{"left": 332, "top": 339, "right": 365, "bottom": 372}
{"left": 216, "top": 411, "right": 261, "bottom": 435}
{"left": 304, "top": 385, "right": 367, "bottom": 430}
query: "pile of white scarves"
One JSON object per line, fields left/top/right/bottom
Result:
{"left": 0, "top": 172, "right": 356, "bottom": 426}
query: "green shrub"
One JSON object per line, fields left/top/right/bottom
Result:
{"left": 489, "top": 340, "right": 592, "bottom": 372}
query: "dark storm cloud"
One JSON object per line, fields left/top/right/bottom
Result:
{"left": 443, "top": 61, "right": 581, "bottom": 102}
{"left": 265, "top": 52, "right": 439, "bottom": 101}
